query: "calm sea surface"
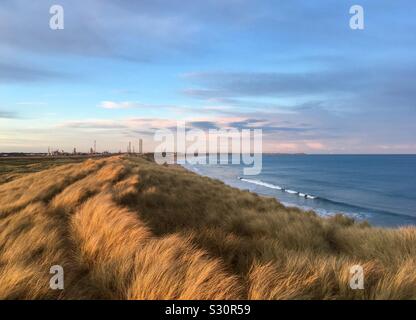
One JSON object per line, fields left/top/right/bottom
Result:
{"left": 183, "top": 155, "right": 416, "bottom": 227}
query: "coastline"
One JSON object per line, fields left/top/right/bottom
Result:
{"left": 1, "top": 155, "right": 416, "bottom": 299}
{"left": 181, "top": 164, "right": 363, "bottom": 220}
{"left": 180, "top": 162, "right": 416, "bottom": 228}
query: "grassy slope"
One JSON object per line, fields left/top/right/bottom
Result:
{"left": 0, "top": 155, "right": 415, "bottom": 299}
{"left": 0, "top": 157, "right": 94, "bottom": 185}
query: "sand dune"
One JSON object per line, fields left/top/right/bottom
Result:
{"left": 0, "top": 155, "right": 415, "bottom": 299}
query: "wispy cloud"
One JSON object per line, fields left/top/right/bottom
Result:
{"left": 0, "top": 110, "right": 18, "bottom": 119}
{"left": 0, "top": 110, "right": 19, "bottom": 119}
{"left": 188, "top": 121, "right": 219, "bottom": 130}
{"left": 98, "top": 101, "right": 180, "bottom": 111}
{"left": 182, "top": 70, "right": 362, "bottom": 98}
{"left": 59, "top": 120, "right": 127, "bottom": 129}
{"left": 0, "top": 62, "right": 69, "bottom": 83}
{"left": 182, "top": 67, "right": 416, "bottom": 113}
{"left": 2, "top": 1, "right": 416, "bottom": 153}
{"left": 0, "top": 0, "right": 214, "bottom": 62}
{"left": 99, "top": 101, "right": 144, "bottom": 110}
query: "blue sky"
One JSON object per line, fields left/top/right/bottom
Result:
{"left": 1, "top": 0, "right": 415, "bottom": 153}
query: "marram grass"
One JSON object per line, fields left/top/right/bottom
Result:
{"left": 0, "top": 155, "right": 415, "bottom": 299}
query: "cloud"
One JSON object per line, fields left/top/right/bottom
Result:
{"left": 99, "top": 101, "right": 179, "bottom": 111}
{"left": 306, "top": 142, "right": 325, "bottom": 150}
{"left": 2, "top": 0, "right": 416, "bottom": 68}
{"left": 59, "top": 118, "right": 179, "bottom": 134}
{"left": 59, "top": 116, "right": 314, "bottom": 136}
{"left": 183, "top": 70, "right": 363, "bottom": 98}
{"left": 60, "top": 120, "right": 126, "bottom": 129}
{"left": 226, "top": 118, "right": 268, "bottom": 128}
{"left": 182, "top": 66, "right": 416, "bottom": 113}
{"left": 0, "top": 110, "right": 19, "bottom": 119}
{"left": 0, "top": 0, "right": 227, "bottom": 62}
{"left": 2, "top": 1, "right": 416, "bottom": 153}
{"left": 222, "top": 118, "right": 320, "bottom": 136}
{"left": 0, "top": 62, "right": 69, "bottom": 83}
{"left": 188, "top": 121, "right": 219, "bottom": 130}
{"left": 99, "top": 101, "right": 144, "bottom": 110}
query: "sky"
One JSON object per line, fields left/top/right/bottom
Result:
{"left": 1, "top": 0, "right": 415, "bottom": 153}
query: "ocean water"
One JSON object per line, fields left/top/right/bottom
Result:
{"left": 183, "top": 155, "right": 416, "bottom": 227}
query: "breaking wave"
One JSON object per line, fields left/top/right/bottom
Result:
{"left": 238, "top": 177, "right": 317, "bottom": 199}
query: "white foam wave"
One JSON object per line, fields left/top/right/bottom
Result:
{"left": 238, "top": 177, "right": 317, "bottom": 200}
{"left": 239, "top": 178, "right": 282, "bottom": 190}
{"left": 285, "top": 189, "right": 298, "bottom": 194}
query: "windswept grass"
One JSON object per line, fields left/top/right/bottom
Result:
{"left": 0, "top": 157, "right": 93, "bottom": 185}
{"left": 0, "top": 155, "right": 415, "bottom": 299}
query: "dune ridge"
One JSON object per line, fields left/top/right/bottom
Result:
{"left": 0, "top": 155, "right": 415, "bottom": 299}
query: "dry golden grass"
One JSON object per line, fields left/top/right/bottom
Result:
{"left": 0, "top": 155, "right": 415, "bottom": 299}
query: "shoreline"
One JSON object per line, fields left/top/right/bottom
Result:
{"left": 2, "top": 155, "right": 416, "bottom": 299}
{"left": 180, "top": 162, "right": 416, "bottom": 228}
{"left": 180, "top": 163, "right": 366, "bottom": 221}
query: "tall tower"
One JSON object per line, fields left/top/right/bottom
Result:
{"left": 128, "top": 141, "right": 132, "bottom": 154}
{"left": 94, "top": 140, "right": 97, "bottom": 154}
{"left": 139, "top": 139, "right": 143, "bottom": 154}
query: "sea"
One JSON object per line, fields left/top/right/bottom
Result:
{"left": 182, "top": 155, "right": 416, "bottom": 227}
